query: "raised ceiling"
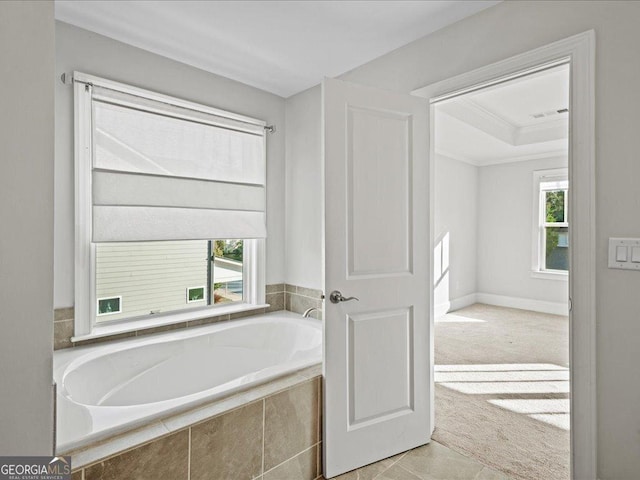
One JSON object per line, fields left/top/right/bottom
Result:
{"left": 435, "top": 64, "right": 570, "bottom": 166}
{"left": 55, "top": 0, "right": 500, "bottom": 98}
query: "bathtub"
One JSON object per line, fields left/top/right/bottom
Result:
{"left": 54, "top": 311, "right": 322, "bottom": 452}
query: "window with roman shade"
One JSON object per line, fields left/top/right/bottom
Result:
{"left": 73, "top": 72, "right": 267, "bottom": 339}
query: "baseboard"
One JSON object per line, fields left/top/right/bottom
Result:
{"left": 475, "top": 292, "right": 568, "bottom": 316}
{"left": 435, "top": 293, "right": 477, "bottom": 318}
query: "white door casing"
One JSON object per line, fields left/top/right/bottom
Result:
{"left": 322, "top": 78, "right": 431, "bottom": 478}
{"left": 413, "top": 31, "right": 596, "bottom": 480}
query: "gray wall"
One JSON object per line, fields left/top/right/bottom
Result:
{"left": 477, "top": 157, "right": 568, "bottom": 306}
{"left": 338, "top": 1, "right": 640, "bottom": 477}
{"left": 284, "top": 85, "right": 323, "bottom": 290}
{"left": 0, "top": 1, "right": 55, "bottom": 454}
{"left": 433, "top": 154, "right": 478, "bottom": 311}
{"left": 54, "top": 21, "right": 287, "bottom": 308}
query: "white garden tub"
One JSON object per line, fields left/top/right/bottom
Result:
{"left": 54, "top": 311, "right": 322, "bottom": 452}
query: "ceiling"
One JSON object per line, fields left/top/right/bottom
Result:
{"left": 435, "top": 64, "right": 570, "bottom": 166}
{"left": 55, "top": 0, "right": 500, "bottom": 98}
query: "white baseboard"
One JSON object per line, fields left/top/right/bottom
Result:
{"left": 450, "top": 293, "right": 477, "bottom": 311}
{"left": 434, "top": 293, "right": 477, "bottom": 318}
{"left": 475, "top": 292, "right": 568, "bottom": 316}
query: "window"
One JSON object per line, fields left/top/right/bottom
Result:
{"left": 97, "top": 296, "right": 122, "bottom": 316}
{"left": 533, "top": 169, "right": 568, "bottom": 276}
{"left": 74, "top": 72, "right": 267, "bottom": 338}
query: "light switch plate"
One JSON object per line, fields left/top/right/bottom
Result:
{"left": 608, "top": 238, "right": 640, "bottom": 270}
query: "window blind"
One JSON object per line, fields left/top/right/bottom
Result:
{"left": 89, "top": 85, "right": 267, "bottom": 242}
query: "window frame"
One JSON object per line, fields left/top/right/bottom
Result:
{"left": 73, "top": 72, "right": 267, "bottom": 340}
{"left": 531, "top": 168, "right": 569, "bottom": 279}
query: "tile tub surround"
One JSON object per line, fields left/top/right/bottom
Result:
{"left": 285, "top": 284, "right": 324, "bottom": 319}
{"left": 68, "top": 368, "right": 323, "bottom": 480}
{"left": 54, "top": 284, "right": 287, "bottom": 350}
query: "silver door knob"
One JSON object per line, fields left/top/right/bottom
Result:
{"left": 329, "top": 290, "right": 360, "bottom": 304}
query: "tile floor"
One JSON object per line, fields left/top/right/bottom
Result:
{"left": 327, "top": 440, "right": 510, "bottom": 480}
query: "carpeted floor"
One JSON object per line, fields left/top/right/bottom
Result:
{"left": 432, "top": 303, "right": 570, "bottom": 480}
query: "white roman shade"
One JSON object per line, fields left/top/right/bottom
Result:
{"left": 89, "top": 85, "right": 267, "bottom": 242}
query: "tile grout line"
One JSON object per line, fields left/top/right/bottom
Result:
{"left": 262, "top": 442, "right": 321, "bottom": 476}
{"left": 261, "top": 399, "right": 265, "bottom": 478}
{"left": 317, "top": 376, "right": 322, "bottom": 478}
{"left": 370, "top": 451, "right": 409, "bottom": 480}
{"left": 187, "top": 427, "right": 191, "bottom": 480}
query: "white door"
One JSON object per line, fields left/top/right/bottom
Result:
{"left": 323, "top": 78, "right": 432, "bottom": 478}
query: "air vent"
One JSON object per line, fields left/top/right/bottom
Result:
{"left": 530, "top": 108, "right": 569, "bottom": 119}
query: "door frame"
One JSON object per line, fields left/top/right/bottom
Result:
{"left": 412, "top": 30, "right": 596, "bottom": 480}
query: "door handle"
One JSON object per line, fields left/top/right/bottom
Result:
{"left": 329, "top": 290, "right": 360, "bottom": 304}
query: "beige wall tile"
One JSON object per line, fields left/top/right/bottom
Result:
{"left": 74, "top": 331, "right": 136, "bottom": 347}
{"left": 289, "top": 293, "right": 321, "bottom": 316}
{"left": 84, "top": 430, "right": 188, "bottom": 480}
{"left": 187, "top": 314, "right": 229, "bottom": 327}
{"left": 296, "top": 286, "right": 323, "bottom": 299}
{"left": 190, "top": 401, "right": 263, "bottom": 480}
{"left": 266, "top": 283, "right": 285, "bottom": 294}
{"left": 54, "top": 319, "right": 74, "bottom": 350}
{"left": 138, "top": 322, "right": 188, "bottom": 336}
{"left": 264, "top": 378, "right": 319, "bottom": 470}
{"left": 285, "top": 284, "right": 297, "bottom": 293}
{"left": 229, "top": 308, "right": 266, "bottom": 320}
{"left": 266, "top": 292, "right": 285, "bottom": 312}
{"left": 55, "top": 307, "right": 75, "bottom": 322}
{"left": 264, "top": 445, "right": 317, "bottom": 480}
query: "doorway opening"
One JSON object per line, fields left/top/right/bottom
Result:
{"left": 430, "top": 63, "right": 570, "bottom": 479}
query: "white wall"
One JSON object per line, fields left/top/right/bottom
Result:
{"left": 54, "top": 22, "right": 286, "bottom": 308}
{"left": 477, "top": 156, "right": 568, "bottom": 307}
{"left": 0, "top": 1, "right": 55, "bottom": 454}
{"left": 433, "top": 155, "right": 478, "bottom": 313}
{"left": 284, "top": 85, "right": 323, "bottom": 290}
{"left": 337, "top": 2, "right": 640, "bottom": 477}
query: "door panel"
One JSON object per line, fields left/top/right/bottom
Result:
{"left": 323, "top": 78, "right": 432, "bottom": 478}
{"left": 348, "top": 308, "right": 414, "bottom": 428}
{"left": 347, "top": 106, "right": 413, "bottom": 277}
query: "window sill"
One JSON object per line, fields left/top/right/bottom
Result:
{"left": 71, "top": 303, "right": 270, "bottom": 343}
{"left": 531, "top": 270, "right": 568, "bottom": 281}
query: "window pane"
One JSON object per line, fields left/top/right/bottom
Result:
{"left": 95, "top": 240, "right": 209, "bottom": 322}
{"left": 212, "top": 240, "right": 244, "bottom": 304}
{"left": 545, "top": 227, "right": 569, "bottom": 271}
{"left": 545, "top": 190, "right": 565, "bottom": 223}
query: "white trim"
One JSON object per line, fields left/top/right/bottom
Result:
{"left": 475, "top": 293, "right": 568, "bottom": 316}
{"left": 71, "top": 302, "right": 269, "bottom": 343}
{"left": 436, "top": 147, "right": 568, "bottom": 167}
{"left": 435, "top": 293, "right": 479, "bottom": 318}
{"left": 531, "top": 270, "right": 569, "bottom": 281}
{"left": 415, "top": 30, "right": 597, "bottom": 480}
{"left": 532, "top": 168, "right": 569, "bottom": 274}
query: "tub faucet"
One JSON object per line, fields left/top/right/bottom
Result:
{"left": 302, "top": 307, "right": 320, "bottom": 318}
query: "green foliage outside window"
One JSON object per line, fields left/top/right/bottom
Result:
{"left": 545, "top": 191, "right": 565, "bottom": 255}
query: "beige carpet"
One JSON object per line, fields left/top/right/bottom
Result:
{"left": 432, "top": 303, "right": 570, "bottom": 480}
